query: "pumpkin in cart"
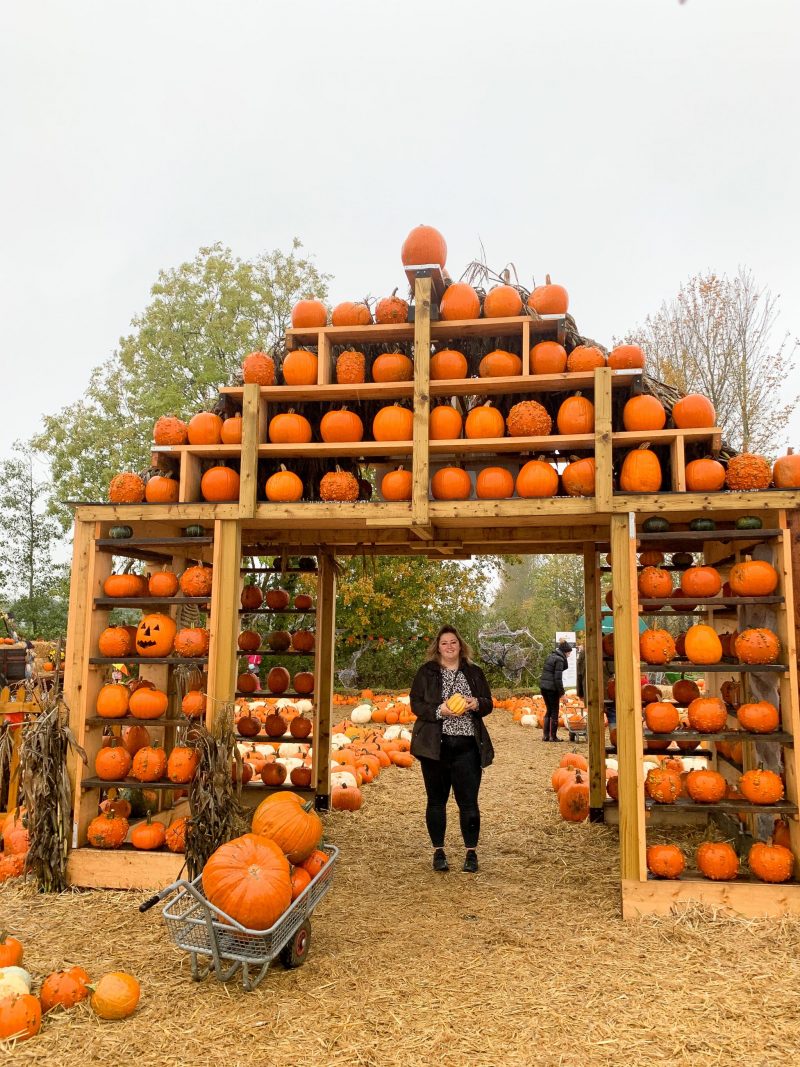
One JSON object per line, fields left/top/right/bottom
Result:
{"left": 202, "top": 833, "right": 292, "bottom": 929}
{"left": 252, "top": 796, "right": 323, "bottom": 863}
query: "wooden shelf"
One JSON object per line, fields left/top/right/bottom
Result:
{"left": 235, "top": 734, "right": 311, "bottom": 744}
{"left": 637, "top": 529, "right": 782, "bottom": 543}
{"left": 258, "top": 441, "right": 413, "bottom": 459}
{"left": 604, "top": 658, "right": 789, "bottom": 673}
{"left": 81, "top": 777, "right": 185, "bottom": 790}
{"left": 606, "top": 746, "right": 712, "bottom": 757}
{"left": 95, "top": 597, "right": 210, "bottom": 608}
{"left": 430, "top": 434, "right": 595, "bottom": 455}
{"left": 97, "top": 536, "right": 213, "bottom": 549}
{"left": 429, "top": 369, "right": 640, "bottom": 399}
{"left": 223, "top": 382, "right": 414, "bottom": 403}
{"left": 237, "top": 651, "right": 315, "bottom": 657}
{"left": 236, "top": 691, "right": 311, "bottom": 699}
{"left": 150, "top": 444, "right": 242, "bottom": 458}
{"left": 612, "top": 427, "right": 723, "bottom": 451}
{"left": 238, "top": 608, "right": 316, "bottom": 615}
{"left": 642, "top": 729, "right": 794, "bottom": 744}
{"left": 89, "top": 657, "right": 209, "bottom": 665}
{"left": 643, "top": 798, "right": 799, "bottom": 814}
{"left": 85, "top": 716, "right": 192, "bottom": 726}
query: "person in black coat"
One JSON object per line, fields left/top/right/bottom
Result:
{"left": 539, "top": 640, "right": 572, "bottom": 742}
{"left": 410, "top": 625, "right": 494, "bottom": 874}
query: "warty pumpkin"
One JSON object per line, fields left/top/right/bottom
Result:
{"left": 335, "top": 349, "right": 366, "bottom": 384}
{"left": 737, "top": 700, "right": 780, "bottom": 733}
{"left": 319, "top": 467, "right": 359, "bottom": 502}
{"left": 153, "top": 415, "right": 188, "bottom": 445}
{"left": 638, "top": 566, "right": 673, "bottom": 600}
{"left": 725, "top": 452, "right": 771, "bottom": 491}
{"left": 608, "top": 344, "right": 645, "bottom": 370}
{"left": 375, "top": 289, "right": 409, "bottom": 324}
{"left": 748, "top": 841, "right": 794, "bottom": 882}
{"left": 179, "top": 565, "right": 213, "bottom": 597}
{"left": 506, "top": 400, "right": 552, "bottom": 437}
{"left": 566, "top": 345, "right": 605, "bottom": 372}
{"left": 639, "top": 628, "right": 675, "bottom": 665}
{"left": 242, "top": 352, "right": 275, "bottom": 385}
{"left": 646, "top": 844, "right": 685, "bottom": 878}
{"left": 729, "top": 559, "right": 778, "bottom": 596}
{"left": 109, "top": 473, "right": 145, "bottom": 504}
{"left": 696, "top": 841, "right": 739, "bottom": 881}
{"left": 739, "top": 768, "right": 784, "bottom": 805}
{"left": 734, "top": 627, "right": 780, "bottom": 664}
{"left": 686, "top": 696, "right": 727, "bottom": 732}
{"left": 684, "top": 769, "right": 727, "bottom": 803}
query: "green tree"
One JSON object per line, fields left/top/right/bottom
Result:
{"left": 333, "top": 556, "right": 500, "bottom": 689}
{"left": 625, "top": 268, "right": 798, "bottom": 455}
{"left": 34, "top": 241, "right": 330, "bottom": 526}
{"left": 0, "top": 442, "right": 70, "bottom": 638}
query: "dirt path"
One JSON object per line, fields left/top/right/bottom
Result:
{"left": 3, "top": 713, "right": 800, "bottom": 1066}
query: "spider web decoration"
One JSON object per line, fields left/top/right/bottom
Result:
{"left": 477, "top": 622, "right": 543, "bottom": 685}
{"left": 337, "top": 644, "right": 368, "bottom": 689}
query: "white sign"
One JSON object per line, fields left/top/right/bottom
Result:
{"left": 556, "top": 631, "right": 577, "bottom": 688}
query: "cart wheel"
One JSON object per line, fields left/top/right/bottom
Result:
{"left": 280, "top": 920, "right": 312, "bottom": 968}
{"left": 568, "top": 731, "right": 576, "bottom": 743}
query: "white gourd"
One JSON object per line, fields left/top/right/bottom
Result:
{"left": 350, "top": 703, "right": 373, "bottom": 724}
{"left": 382, "top": 725, "right": 403, "bottom": 740}
{"left": 331, "top": 769, "right": 358, "bottom": 789}
{"left": 0, "top": 966, "right": 33, "bottom": 996}
{"left": 331, "top": 733, "right": 351, "bottom": 749}
{"left": 396, "top": 695, "right": 411, "bottom": 705}
{"left": 294, "top": 699, "right": 314, "bottom": 714}
{"left": 519, "top": 713, "right": 537, "bottom": 726}
{"left": 278, "top": 742, "right": 305, "bottom": 759}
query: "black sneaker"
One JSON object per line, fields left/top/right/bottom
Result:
{"left": 433, "top": 848, "right": 449, "bottom": 872}
{"left": 551, "top": 737, "right": 564, "bottom": 742}
{"left": 463, "top": 850, "right": 478, "bottom": 873}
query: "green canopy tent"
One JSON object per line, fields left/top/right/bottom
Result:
{"left": 573, "top": 614, "right": 648, "bottom": 634}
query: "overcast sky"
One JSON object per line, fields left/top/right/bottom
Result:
{"left": 2, "top": 0, "right": 799, "bottom": 461}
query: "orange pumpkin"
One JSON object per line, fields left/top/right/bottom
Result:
{"left": 483, "top": 285, "right": 523, "bottom": 318}
{"left": 187, "top": 411, "right": 223, "bottom": 445}
{"left": 374, "top": 289, "right": 409, "bottom": 324}
{"left": 242, "top": 352, "right": 275, "bottom": 385}
{"left": 527, "top": 274, "right": 568, "bottom": 315}
{"left": 266, "top": 465, "right": 303, "bottom": 502}
{"left": 478, "top": 349, "right": 522, "bottom": 378}
{"left": 431, "top": 467, "right": 471, "bottom": 501}
{"left": 729, "top": 559, "right": 778, "bottom": 597}
{"left": 200, "top": 466, "right": 240, "bottom": 502}
{"left": 516, "top": 459, "right": 558, "bottom": 498}
{"left": 685, "top": 458, "right": 726, "bottom": 492}
{"left": 282, "top": 349, "right": 318, "bottom": 386}
{"left": 475, "top": 467, "right": 515, "bottom": 500}
{"left": 320, "top": 408, "right": 364, "bottom": 443}
{"left": 772, "top": 449, "right": 800, "bottom": 489}
{"left": 681, "top": 566, "right": 722, "bottom": 599}
{"left": 608, "top": 344, "right": 645, "bottom": 370}
{"left": 220, "top": 414, "right": 243, "bottom": 444}
{"left": 429, "top": 404, "right": 463, "bottom": 440}
{"left": 530, "top": 341, "right": 567, "bottom": 374}
{"left": 566, "top": 345, "right": 605, "bottom": 372}
{"left": 372, "top": 351, "right": 413, "bottom": 382}
{"left": 291, "top": 299, "right": 327, "bottom": 328}
{"left": 372, "top": 404, "right": 413, "bottom": 442}
{"left": 202, "top": 833, "right": 292, "bottom": 929}
{"left": 430, "top": 349, "right": 467, "bottom": 380}
{"left": 622, "top": 394, "right": 666, "bottom": 432}
{"left": 684, "top": 624, "right": 723, "bottom": 664}
{"left": 672, "top": 394, "right": 716, "bottom": 428}
{"left": 556, "top": 393, "right": 594, "bottom": 434}
{"left": 135, "top": 614, "right": 177, "bottom": 658}
{"left": 381, "top": 466, "right": 413, "bottom": 501}
{"left": 561, "top": 456, "right": 595, "bottom": 497}
{"left": 400, "top": 224, "right": 447, "bottom": 268}
{"left": 620, "top": 447, "right": 662, "bottom": 492}
{"left": 464, "top": 403, "right": 505, "bottom": 440}
{"left": 735, "top": 628, "right": 780, "bottom": 664}
{"left": 332, "top": 301, "right": 372, "bottom": 326}
{"left": 440, "top": 283, "right": 480, "bottom": 321}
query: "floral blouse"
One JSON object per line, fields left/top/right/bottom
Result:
{"left": 437, "top": 666, "right": 475, "bottom": 736}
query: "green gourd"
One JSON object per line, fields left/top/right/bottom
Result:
{"left": 642, "top": 516, "right": 670, "bottom": 533}
{"left": 735, "top": 515, "right": 763, "bottom": 530}
{"left": 183, "top": 525, "right": 206, "bottom": 537}
{"left": 689, "top": 517, "right": 717, "bottom": 531}
{"left": 109, "top": 525, "right": 134, "bottom": 539}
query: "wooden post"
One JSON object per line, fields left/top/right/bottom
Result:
{"left": 313, "top": 551, "right": 337, "bottom": 809}
{"left": 670, "top": 434, "right": 687, "bottom": 492}
{"left": 610, "top": 513, "right": 646, "bottom": 886}
{"left": 594, "top": 367, "right": 613, "bottom": 511}
{"left": 777, "top": 514, "right": 800, "bottom": 872}
{"left": 412, "top": 274, "right": 432, "bottom": 530}
{"left": 63, "top": 519, "right": 96, "bottom": 798}
{"left": 583, "top": 542, "right": 605, "bottom": 819}
{"left": 206, "top": 520, "right": 242, "bottom": 721}
{"left": 239, "top": 383, "right": 260, "bottom": 519}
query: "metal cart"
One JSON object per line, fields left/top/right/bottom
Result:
{"left": 141, "top": 843, "right": 338, "bottom": 991}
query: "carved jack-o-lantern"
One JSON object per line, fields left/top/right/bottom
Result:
{"left": 135, "top": 613, "right": 177, "bottom": 657}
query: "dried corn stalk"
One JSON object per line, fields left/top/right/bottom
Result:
{"left": 185, "top": 702, "right": 247, "bottom": 878}
{"left": 18, "top": 697, "right": 86, "bottom": 892}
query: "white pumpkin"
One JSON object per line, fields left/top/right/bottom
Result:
{"left": 278, "top": 742, "right": 306, "bottom": 759}
{"left": 274, "top": 698, "right": 296, "bottom": 711}
{"left": 277, "top": 756, "right": 304, "bottom": 775}
{"left": 519, "top": 713, "right": 537, "bottom": 726}
{"left": 331, "top": 733, "right": 351, "bottom": 749}
{"left": 247, "top": 700, "right": 268, "bottom": 712}
{"left": 383, "top": 725, "right": 404, "bottom": 741}
{"left": 331, "top": 769, "right": 358, "bottom": 789}
{"left": 606, "top": 758, "right": 619, "bottom": 773}
{"left": 0, "top": 967, "right": 33, "bottom": 997}
{"left": 294, "top": 699, "right": 314, "bottom": 714}
{"left": 399, "top": 727, "right": 412, "bottom": 742}
{"left": 350, "top": 703, "right": 373, "bottom": 725}
{"left": 396, "top": 695, "right": 411, "bottom": 705}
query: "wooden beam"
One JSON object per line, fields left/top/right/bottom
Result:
{"left": 594, "top": 367, "right": 613, "bottom": 512}
{"left": 239, "top": 383, "right": 260, "bottom": 519}
{"left": 622, "top": 877, "right": 800, "bottom": 919}
{"left": 583, "top": 543, "right": 605, "bottom": 819}
{"left": 63, "top": 519, "right": 96, "bottom": 801}
{"left": 777, "top": 514, "right": 800, "bottom": 875}
{"left": 314, "top": 552, "right": 336, "bottom": 808}
{"left": 206, "top": 520, "right": 242, "bottom": 722}
{"left": 610, "top": 513, "right": 646, "bottom": 883}
{"left": 412, "top": 274, "right": 432, "bottom": 529}
{"left": 613, "top": 490, "right": 800, "bottom": 513}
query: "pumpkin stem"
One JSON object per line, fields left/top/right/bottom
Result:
{"left": 545, "top": 273, "right": 552, "bottom": 285}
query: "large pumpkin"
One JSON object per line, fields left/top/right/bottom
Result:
{"left": 561, "top": 456, "right": 595, "bottom": 497}
{"left": 201, "top": 466, "right": 240, "bottom": 502}
{"left": 430, "top": 349, "right": 467, "bottom": 380}
{"left": 735, "top": 628, "right": 780, "bottom": 664}
{"left": 530, "top": 341, "right": 567, "bottom": 374}
{"left": 556, "top": 393, "right": 594, "bottom": 435}
{"left": 620, "top": 447, "right": 662, "bottom": 492}
{"left": 726, "top": 453, "right": 772, "bottom": 491}
{"left": 465, "top": 403, "right": 505, "bottom": 440}
{"left": 282, "top": 349, "right": 318, "bottom": 386}
{"left": 684, "top": 624, "right": 722, "bottom": 664}
{"left": 478, "top": 350, "right": 522, "bottom": 378}
{"left": 202, "top": 834, "right": 292, "bottom": 929}
{"left": 440, "top": 283, "right": 480, "bottom": 321}
{"left": 135, "top": 614, "right": 177, "bottom": 657}
{"left": 400, "top": 224, "right": 447, "bottom": 268}
{"left": 728, "top": 559, "right": 778, "bottom": 596}
{"left": 372, "top": 404, "right": 413, "bottom": 442}
{"left": 483, "top": 285, "right": 523, "bottom": 318}
{"left": 431, "top": 467, "right": 471, "bottom": 501}
{"left": 639, "top": 629, "right": 675, "bottom": 665}
{"left": 251, "top": 797, "right": 323, "bottom": 863}
{"left": 430, "top": 404, "right": 463, "bottom": 440}
{"left": 686, "top": 696, "right": 727, "bottom": 732}
{"left": 622, "top": 395, "right": 666, "bottom": 432}
{"left": 672, "top": 394, "right": 715, "bottom": 428}
{"left": 527, "top": 274, "right": 568, "bottom": 315}
{"left": 506, "top": 400, "right": 552, "bottom": 437}
{"left": 372, "top": 351, "right": 413, "bottom": 383}
{"left": 772, "top": 450, "right": 800, "bottom": 489}
{"left": 681, "top": 566, "right": 722, "bottom": 598}
{"left": 475, "top": 467, "right": 515, "bottom": 500}
{"left": 516, "top": 459, "right": 559, "bottom": 498}
{"left": 685, "top": 458, "right": 726, "bottom": 492}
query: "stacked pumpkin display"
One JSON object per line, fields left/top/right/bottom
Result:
{"left": 646, "top": 836, "right": 795, "bottom": 884}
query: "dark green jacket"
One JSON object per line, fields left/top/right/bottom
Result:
{"left": 409, "top": 659, "right": 495, "bottom": 767}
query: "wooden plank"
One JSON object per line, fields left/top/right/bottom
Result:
{"left": 239, "top": 383, "right": 260, "bottom": 519}
{"left": 520, "top": 318, "right": 530, "bottom": 376}
{"left": 613, "top": 427, "right": 722, "bottom": 449}
{"left": 429, "top": 370, "right": 637, "bottom": 399}
{"left": 412, "top": 274, "right": 432, "bottom": 528}
{"left": 431, "top": 314, "right": 562, "bottom": 341}
{"left": 621, "top": 877, "right": 800, "bottom": 919}
{"left": 670, "top": 433, "right": 687, "bottom": 492}
{"left": 206, "top": 520, "right": 242, "bottom": 727}
{"left": 314, "top": 552, "right": 336, "bottom": 807}
{"left": 178, "top": 451, "right": 202, "bottom": 503}
{"left": 222, "top": 382, "right": 415, "bottom": 403}
{"left": 610, "top": 513, "right": 646, "bottom": 881}
{"left": 318, "top": 332, "right": 332, "bottom": 386}
{"left": 74, "top": 504, "right": 241, "bottom": 522}
{"left": 68, "top": 847, "right": 185, "bottom": 890}
{"left": 776, "top": 517, "right": 800, "bottom": 874}
{"left": 583, "top": 543, "right": 605, "bottom": 817}
{"left": 258, "top": 442, "right": 413, "bottom": 459}
{"left": 153, "top": 444, "right": 243, "bottom": 458}
{"left": 63, "top": 519, "right": 95, "bottom": 803}
{"left": 594, "top": 367, "right": 613, "bottom": 511}
{"left": 430, "top": 434, "right": 595, "bottom": 455}
{"left": 74, "top": 533, "right": 115, "bottom": 847}
{"left": 613, "top": 491, "right": 800, "bottom": 513}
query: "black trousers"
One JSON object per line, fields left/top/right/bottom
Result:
{"left": 418, "top": 735, "right": 482, "bottom": 849}
{"left": 541, "top": 688, "right": 561, "bottom": 739}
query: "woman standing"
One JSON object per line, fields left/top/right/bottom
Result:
{"left": 409, "top": 625, "right": 494, "bottom": 873}
{"left": 539, "top": 640, "right": 572, "bottom": 742}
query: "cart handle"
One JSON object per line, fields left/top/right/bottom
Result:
{"left": 139, "top": 878, "right": 193, "bottom": 913}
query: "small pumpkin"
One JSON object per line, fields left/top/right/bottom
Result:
{"left": 475, "top": 467, "right": 515, "bottom": 500}
{"left": 737, "top": 700, "right": 780, "bottom": 734}
{"left": 516, "top": 459, "right": 558, "bottom": 498}
{"left": 335, "top": 349, "right": 366, "bottom": 384}
{"left": 375, "top": 289, "right": 409, "bottom": 324}
{"left": 772, "top": 448, "right": 800, "bottom": 489}
{"left": 135, "top": 614, "right": 177, "bottom": 658}
{"left": 620, "top": 445, "right": 662, "bottom": 492}
{"left": 242, "top": 352, "right": 275, "bottom": 385}
{"left": 672, "top": 394, "right": 715, "bottom": 428}
{"left": 431, "top": 467, "right": 471, "bottom": 501}
{"left": 739, "top": 768, "right": 784, "bottom": 805}
{"left": 90, "top": 972, "right": 141, "bottom": 1020}
{"left": 372, "top": 351, "right": 413, "bottom": 383}
{"left": 646, "top": 844, "right": 685, "bottom": 878}
{"left": 478, "top": 349, "right": 522, "bottom": 378}
{"left": 266, "top": 465, "right": 304, "bottom": 502}
{"left": 527, "top": 274, "right": 568, "bottom": 315}
{"left": 686, "top": 696, "right": 727, "bottom": 732}
{"left": 290, "top": 299, "right": 327, "bottom": 329}
{"left": 130, "top": 812, "right": 167, "bottom": 850}
{"left": 749, "top": 841, "right": 794, "bottom": 883}
{"left": 381, "top": 466, "right": 413, "bottom": 501}
{"left": 622, "top": 394, "right": 666, "bottom": 432}
{"left": 561, "top": 456, "right": 595, "bottom": 497}
{"left": 685, "top": 458, "right": 726, "bottom": 492}
{"left": 696, "top": 842, "right": 739, "bottom": 881}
